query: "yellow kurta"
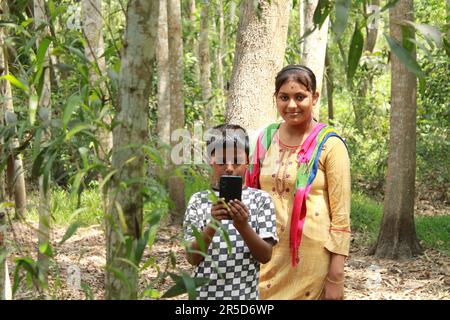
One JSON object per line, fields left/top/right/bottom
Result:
{"left": 259, "top": 131, "right": 351, "bottom": 300}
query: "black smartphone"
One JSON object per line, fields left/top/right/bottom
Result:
{"left": 219, "top": 175, "right": 243, "bottom": 204}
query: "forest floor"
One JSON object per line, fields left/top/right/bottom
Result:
{"left": 6, "top": 207, "right": 450, "bottom": 300}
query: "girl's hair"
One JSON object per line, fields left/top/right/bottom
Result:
{"left": 205, "top": 124, "right": 249, "bottom": 159}
{"left": 274, "top": 65, "right": 317, "bottom": 95}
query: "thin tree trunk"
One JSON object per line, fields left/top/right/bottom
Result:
{"left": 167, "top": 0, "right": 185, "bottom": 225}
{"left": 325, "top": 49, "right": 334, "bottom": 124}
{"left": 1, "top": 1, "right": 27, "bottom": 220}
{"left": 302, "top": 0, "right": 329, "bottom": 120}
{"left": 216, "top": 0, "right": 225, "bottom": 105}
{"left": 34, "top": 0, "right": 52, "bottom": 278}
{"left": 299, "top": 0, "right": 305, "bottom": 53}
{"left": 157, "top": 0, "right": 171, "bottom": 145}
{"left": 199, "top": 3, "right": 212, "bottom": 128}
{"left": 370, "top": 0, "right": 422, "bottom": 259}
{"left": 226, "top": 0, "right": 291, "bottom": 132}
{"left": 82, "top": 0, "right": 113, "bottom": 161}
{"left": 105, "top": 0, "right": 159, "bottom": 300}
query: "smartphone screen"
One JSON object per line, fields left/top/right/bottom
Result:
{"left": 219, "top": 175, "right": 243, "bottom": 203}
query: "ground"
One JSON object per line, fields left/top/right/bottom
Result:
{"left": 5, "top": 219, "right": 449, "bottom": 300}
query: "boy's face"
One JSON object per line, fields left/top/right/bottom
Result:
{"left": 210, "top": 147, "right": 248, "bottom": 188}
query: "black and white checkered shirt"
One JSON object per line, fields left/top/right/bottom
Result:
{"left": 183, "top": 187, "right": 278, "bottom": 300}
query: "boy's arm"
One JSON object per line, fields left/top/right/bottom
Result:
{"left": 228, "top": 200, "right": 274, "bottom": 264}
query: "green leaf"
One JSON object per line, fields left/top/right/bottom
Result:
{"left": 38, "top": 242, "right": 53, "bottom": 258}
{"left": 347, "top": 22, "right": 364, "bottom": 86}
{"left": 34, "top": 37, "right": 51, "bottom": 85}
{"left": 142, "top": 288, "right": 161, "bottom": 299}
{"left": 334, "top": 0, "right": 351, "bottom": 39}
{"left": 401, "top": 21, "right": 443, "bottom": 48}
{"left": 81, "top": 283, "right": 94, "bottom": 300}
{"left": 380, "top": 0, "right": 400, "bottom": 12}
{"left": 0, "top": 74, "right": 29, "bottom": 94}
{"left": 99, "top": 169, "right": 118, "bottom": 193}
{"left": 313, "top": 0, "right": 332, "bottom": 29}
{"left": 59, "top": 221, "right": 82, "bottom": 245}
{"left": 29, "top": 94, "right": 38, "bottom": 125}
{"left": 161, "top": 273, "right": 210, "bottom": 298}
{"left": 65, "top": 124, "right": 91, "bottom": 141}
{"left": 384, "top": 34, "right": 425, "bottom": 78}
{"left": 63, "top": 95, "right": 83, "bottom": 129}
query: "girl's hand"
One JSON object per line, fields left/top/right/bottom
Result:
{"left": 322, "top": 276, "right": 344, "bottom": 300}
{"left": 228, "top": 199, "right": 249, "bottom": 230}
{"left": 211, "top": 199, "right": 232, "bottom": 221}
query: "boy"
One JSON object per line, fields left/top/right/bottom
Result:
{"left": 183, "top": 124, "right": 278, "bottom": 300}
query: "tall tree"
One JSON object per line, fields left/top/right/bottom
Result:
{"left": 199, "top": 2, "right": 212, "bottom": 127}
{"left": 302, "top": 0, "right": 329, "bottom": 120}
{"left": 157, "top": 0, "right": 171, "bottom": 144}
{"left": 167, "top": 0, "right": 185, "bottom": 225}
{"left": 105, "top": 0, "right": 159, "bottom": 299}
{"left": 216, "top": 0, "right": 225, "bottom": 105}
{"left": 325, "top": 49, "right": 334, "bottom": 123}
{"left": 369, "top": 0, "right": 422, "bottom": 259}
{"left": 82, "top": 0, "right": 113, "bottom": 161}
{"left": 0, "top": 1, "right": 27, "bottom": 220}
{"left": 34, "top": 0, "right": 52, "bottom": 277}
{"left": 226, "top": 0, "right": 291, "bottom": 132}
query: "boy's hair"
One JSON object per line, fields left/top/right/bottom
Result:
{"left": 205, "top": 124, "right": 249, "bottom": 162}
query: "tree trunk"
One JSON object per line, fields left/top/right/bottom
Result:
{"left": 216, "top": 0, "right": 225, "bottom": 105}
{"left": 105, "top": 0, "right": 159, "bottom": 300}
{"left": 1, "top": 1, "right": 27, "bottom": 220}
{"left": 299, "top": 0, "right": 305, "bottom": 53}
{"left": 167, "top": 0, "right": 185, "bottom": 225}
{"left": 34, "top": 0, "right": 52, "bottom": 278}
{"left": 369, "top": 0, "right": 422, "bottom": 260}
{"left": 226, "top": 0, "right": 291, "bottom": 132}
{"left": 302, "top": 0, "right": 329, "bottom": 120}
{"left": 157, "top": 0, "right": 171, "bottom": 145}
{"left": 82, "top": 0, "right": 113, "bottom": 161}
{"left": 199, "top": 3, "right": 213, "bottom": 128}
{"left": 325, "top": 48, "right": 334, "bottom": 124}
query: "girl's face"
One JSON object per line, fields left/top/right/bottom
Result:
{"left": 275, "top": 80, "right": 319, "bottom": 127}
{"left": 210, "top": 147, "right": 248, "bottom": 188}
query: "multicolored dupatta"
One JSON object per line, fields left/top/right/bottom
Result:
{"left": 246, "top": 122, "right": 346, "bottom": 266}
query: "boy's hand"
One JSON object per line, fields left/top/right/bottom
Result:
{"left": 211, "top": 199, "right": 232, "bottom": 221}
{"left": 228, "top": 199, "right": 249, "bottom": 229}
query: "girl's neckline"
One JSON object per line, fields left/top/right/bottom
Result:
{"left": 276, "top": 121, "right": 320, "bottom": 149}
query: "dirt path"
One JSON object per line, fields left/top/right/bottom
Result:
{"left": 6, "top": 223, "right": 450, "bottom": 300}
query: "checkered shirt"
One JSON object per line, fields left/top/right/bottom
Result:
{"left": 183, "top": 187, "right": 278, "bottom": 300}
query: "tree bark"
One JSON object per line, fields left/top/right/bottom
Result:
{"left": 157, "top": 0, "right": 171, "bottom": 145}
{"left": 216, "top": 0, "right": 225, "bottom": 105}
{"left": 325, "top": 48, "right": 334, "bottom": 124}
{"left": 105, "top": 0, "right": 159, "bottom": 300}
{"left": 199, "top": 3, "right": 213, "bottom": 128}
{"left": 82, "top": 0, "right": 113, "bottom": 161}
{"left": 302, "top": 0, "right": 329, "bottom": 120}
{"left": 226, "top": 0, "right": 291, "bottom": 132}
{"left": 34, "top": 0, "right": 52, "bottom": 278}
{"left": 370, "top": 0, "right": 422, "bottom": 260}
{"left": 299, "top": 0, "right": 305, "bottom": 53}
{"left": 167, "top": 0, "right": 185, "bottom": 225}
{"left": 1, "top": 1, "right": 27, "bottom": 220}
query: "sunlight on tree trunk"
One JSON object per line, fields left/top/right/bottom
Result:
{"left": 34, "top": 0, "right": 52, "bottom": 279}
{"left": 1, "top": 1, "right": 27, "bottom": 221}
{"left": 325, "top": 49, "right": 334, "bottom": 124}
{"left": 370, "top": 0, "right": 422, "bottom": 260}
{"left": 226, "top": 0, "right": 291, "bottom": 132}
{"left": 157, "top": 0, "right": 171, "bottom": 145}
{"left": 302, "top": 0, "right": 329, "bottom": 121}
{"left": 167, "top": 0, "right": 185, "bottom": 225}
{"left": 199, "top": 3, "right": 213, "bottom": 128}
{"left": 105, "top": 0, "right": 159, "bottom": 300}
{"left": 82, "top": 0, "right": 113, "bottom": 162}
